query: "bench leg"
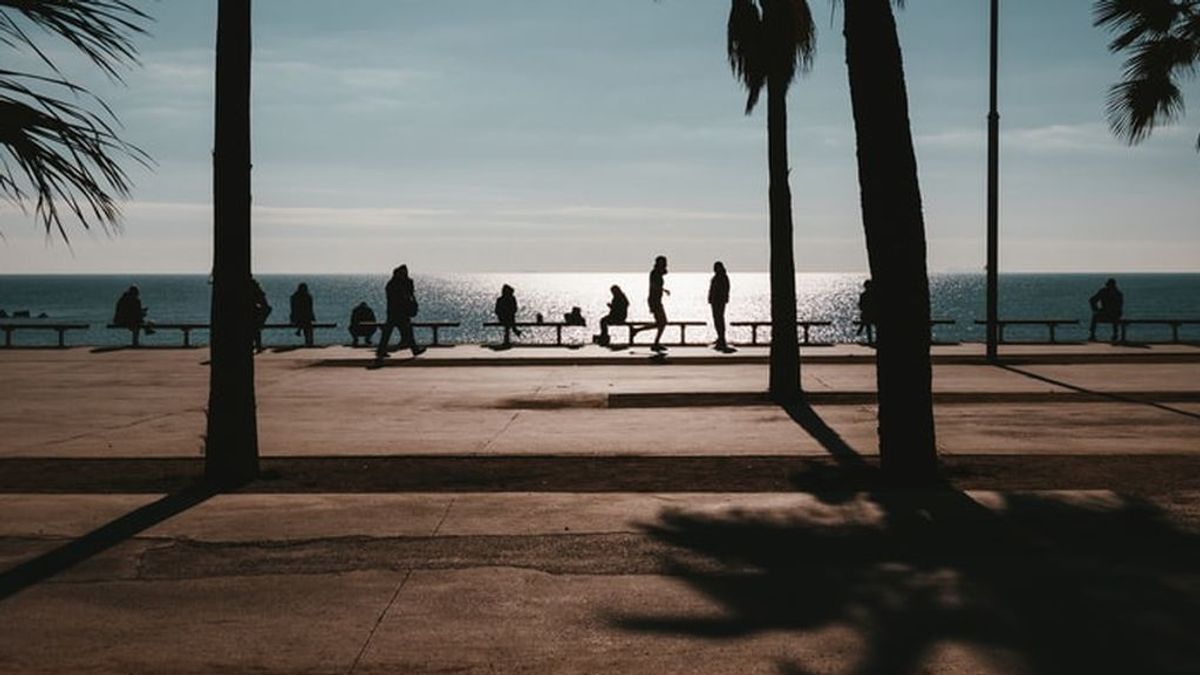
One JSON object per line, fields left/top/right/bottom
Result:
{"left": 56, "top": 329, "right": 66, "bottom": 348}
{"left": 751, "top": 326, "right": 758, "bottom": 345}
{"left": 1049, "top": 324, "right": 1057, "bottom": 344}
{"left": 556, "top": 325, "right": 563, "bottom": 346}
{"left": 432, "top": 326, "right": 441, "bottom": 346}
{"left": 679, "top": 325, "right": 687, "bottom": 345}
{"left": 1172, "top": 324, "right": 1180, "bottom": 344}
{"left": 182, "top": 329, "right": 191, "bottom": 348}
{"left": 3, "top": 328, "right": 11, "bottom": 348}
{"left": 801, "top": 325, "right": 811, "bottom": 345}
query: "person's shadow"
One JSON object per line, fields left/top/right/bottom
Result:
{"left": 612, "top": 402, "right": 1200, "bottom": 674}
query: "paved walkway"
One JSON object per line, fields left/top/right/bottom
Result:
{"left": 1, "top": 346, "right": 1199, "bottom": 673}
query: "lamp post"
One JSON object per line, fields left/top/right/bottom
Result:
{"left": 986, "top": 0, "right": 1000, "bottom": 362}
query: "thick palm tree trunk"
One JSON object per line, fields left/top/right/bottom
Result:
{"left": 766, "top": 74, "right": 801, "bottom": 403}
{"left": 205, "top": 0, "right": 258, "bottom": 484}
{"left": 843, "top": 0, "right": 937, "bottom": 482}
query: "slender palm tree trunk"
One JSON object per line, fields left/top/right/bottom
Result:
{"left": 205, "top": 0, "right": 258, "bottom": 484}
{"left": 843, "top": 0, "right": 937, "bottom": 482}
{"left": 766, "top": 74, "right": 801, "bottom": 403}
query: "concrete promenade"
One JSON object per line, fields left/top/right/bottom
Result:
{"left": 1, "top": 344, "right": 1199, "bottom": 673}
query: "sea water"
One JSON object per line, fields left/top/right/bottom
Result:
{"left": 1, "top": 273, "right": 1197, "bottom": 347}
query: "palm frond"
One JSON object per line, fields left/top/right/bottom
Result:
{"left": 0, "top": 70, "right": 148, "bottom": 241}
{"left": 0, "top": 0, "right": 148, "bottom": 79}
{"left": 727, "top": 0, "right": 816, "bottom": 115}
{"left": 1095, "top": 0, "right": 1199, "bottom": 148}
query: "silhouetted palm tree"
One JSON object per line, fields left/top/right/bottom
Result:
{"left": 1094, "top": 0, "right": 1200, "bottom": 150}
{"left": 842, "top": 0, "right": 938, "bottom": 483}
{"left": 726, "top": 0, "right": 815, "bottom": 403}
{"left": 0, "top": 0, "right": 148, "bottom": 241}
{"left": 206, "top": 0, "right": 258, "bottom": 484}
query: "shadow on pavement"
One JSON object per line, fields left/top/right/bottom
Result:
{"left": 0, "top": 481, "right": 222, "bottom": 602}
{"left": 999, "top": 363, "right": 1200, "bottom": 421}
{"left": 616, "top": 403, "right": 1200, "bottom": 674}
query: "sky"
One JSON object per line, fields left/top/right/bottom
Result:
{"left": 0, "top": 0, "right": 1197, "bottom": 274}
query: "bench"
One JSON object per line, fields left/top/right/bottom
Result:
{"left": 612, "top": 320, "right": 707, "bottom": 347}
{"left": 484, "top": 321, "right": 581, "bottom": 346}
{"left": 1, "top": 322, "right": 89, "bottom": 347}
{"left": 974, "top": 319, "right": 1080, "bottom": 344}
{"left": 730, "top": 320, "right": 834, "bottom": 346}
{"left": 854, "top": 319, "right": 957, "bottom": 344}
{"left": 356, "top": 321, "right": 460, "bottom": 347}
{"left": 1117, "top": 319, "right": 1200, "bottom": 344}
{"left": 109, "top": 322, "right": 338, "bottom": 347}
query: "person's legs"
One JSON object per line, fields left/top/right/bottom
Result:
{"left": 652, "top": 305, "right": 666, "bottom": 349}
{"left": 713, "top": 304, "right": 727, "bottom": 349}
{"left": 303, "top": 324, "right": 314, "bottom": 347}
{"left": 376, "top": 322, "right": 395, "bottom": 358}
{"left": 1110, "top": 317, "right": 1120, "bottom": 342}
{"left": 1089, "top": 314, "right": 1098, "bottom": 341}
{"left": 400, "top": 318, "right": 423, "bottom": 355}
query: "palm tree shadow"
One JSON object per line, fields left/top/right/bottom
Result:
{"left": 0, "top": 481, "right": 224, "bottom": 603}
{"left": 613, "top": 403, "right": 1200, "bottom": 674}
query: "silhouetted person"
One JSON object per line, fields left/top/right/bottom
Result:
{"left": 251, "top": 278, "right": 271, "bottom": 352}
{"left": 708, "top": 261, "right": 731, "bottom": 351}
{"left": 376, "top": 265, "right": 425, "bottom": 359}
{"left": 857, "top": 279, "right": 877, "bottom": 344}
{"left": 594, "top": 285, "right": 629, "bottom": 346}
{"left": 563, "top": 306, "right": 585, "bottom": 326}
{"left": 112, "top": 285, "right": 155, "bottom": 346}
{"left": 349, "top": 302, "right": 377, "bottom": 347}
{"left": 495, "top": 284, "right": 521, "bottom": 346}
{"left": 289, "top": 282, "right": 316, "bottom": 347}
{"left": 648, "top": 255, "right": 670, "bottom": 351}
{"left": 1089, "top": 277, "right": 1124, "bottom": 342}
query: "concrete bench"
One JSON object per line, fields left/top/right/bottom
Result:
{"left": 854, "top": 319, "right": 957, "bottom": 344}
{"left": 1, "top": 322, "right": 89, "bottom": 347}
{"left": 484, "top": 321, "right": 582, "bottom": 346}
{"left": 110, "top": 322, "right": 338, "bottom": 347}
{"left": 974, "top": 319, "right": 1079, "bottom": 344}
{"left": 729, "top": 320, "right": 834, "bottom": 346}
{"left": 611, "top": 321, "right": 707, "bottom": 347}
{"left": 357, "top": 321, "right": 460, "bottom": 347}
{"left": 1117, "top": 319, "right": 1200, "bottom": 344}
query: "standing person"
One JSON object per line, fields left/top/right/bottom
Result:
{"left": 349, "top": 301, "right": 377, "bottom": 347}
{"left": 289, "top": 282, "right": 316, "bottom": 347}
{"left": 250, "top": 278, "right": 271, "bottom": 353}
{"left": 594, "top": 285, "right": 629, "bottom": 346}
{"left": 112, "top": 285, "right": 155, "bottom": 346}
{"left": 708, "top": 261, "right": 731, "bottom": 352}
{"left": 494, "top": 284, "right": 522, "bottom": 346}
{"left": 376, "top": 265, "right": 425, "bottom": 359}
{"left": 648, "top": 255, "right": 670, "bottom": 351}
{"left": 857, "top": 279, "right": 877, "bottom": 344}
{"left": 1089, "top": 277, "right": 1124, "bottom": 342}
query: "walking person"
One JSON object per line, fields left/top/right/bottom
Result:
{"left": 494, "top": 284, "right": 522, "bottom": 347}
{"left": 708, "top": 261, "right": 732, "bottom": 352}
{"left": 289, "top": 282, "right": 316, "bottom": 347}
{"left": 376, "top": 265, "right": 425, "bottom": 359}
{"left": 648, "top": 255, "right": 670, "bottom": 352}
{"left": 1089, "top": 277, "right": 1124, "bottom": 342}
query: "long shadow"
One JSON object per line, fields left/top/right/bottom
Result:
{"left": 999, "top": 363, "right": 1200, "bottom": 421}
{"left": 615, "top": 402, "right": 1200, "bottom": 674}
{"left": 0, "top": 481, "right": 222, "bottom": 602}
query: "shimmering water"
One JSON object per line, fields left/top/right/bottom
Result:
{"left": 1, "top": 273, "right": 1198, "bottom": 346}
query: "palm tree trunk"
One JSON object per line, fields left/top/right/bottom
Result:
{"left": 766, "top": 74, "right": 802, "bottom": 403}
{"left": 843, "top": 0, "right": 937, "bottom": 482}
{"left": 205, "top": 0, "right": 258, "bottom": 484}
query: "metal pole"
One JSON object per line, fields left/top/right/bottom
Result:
{"left": 986, "top": 0, "right": 1000, "bottom": 362}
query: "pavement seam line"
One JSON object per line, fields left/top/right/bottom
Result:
{"left": 347, "top": 568, "right": 412, "bottom": 675}
{"left": 478, "top": 411, "right": 521, "bottom": 453}
{"left": 431, "top": 498, "right": 456, "bottom": 536}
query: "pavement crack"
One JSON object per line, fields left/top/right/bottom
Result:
{"left": 477, "top": 411, "right": 521, "bottom": 453}
{"left": 348, "top": 568, "right": 412, "bottom": 675}
{"left": 431, "top": 498, "right": 456, "bottom": 537}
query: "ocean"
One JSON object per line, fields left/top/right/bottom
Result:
{"left": 1, "top": 273, "right": 1198, "bottom": 347}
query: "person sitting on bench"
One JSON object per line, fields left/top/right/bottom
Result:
{"left": 563, "top": 306, "right": 586, "bottom": 326}
{"left": 289, "top": 282, "right": 317, "bottom": 347}
{"left": 594, "top": 285, "right": 629, "bottom": 346}
{"left": 1089, "top": 277, "right": 1124, "bottom": 342}
{"left": 349, "top": 302, "right": 377, "bottom": 347}
{"left": 495, "top": 284, "right": 522, "bottom": 346}
{"left": 112, "top": 285, "right": 155, "bottom": 344}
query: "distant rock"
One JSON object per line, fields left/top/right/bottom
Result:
{"left": 0, "top": 309, "right": 7, "bottom": 318}
{"left": 37, "top": 312, "right": 49, "bottom": 319}
{"left": 13, "top": 310, "right": 30, "bottom": 318}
